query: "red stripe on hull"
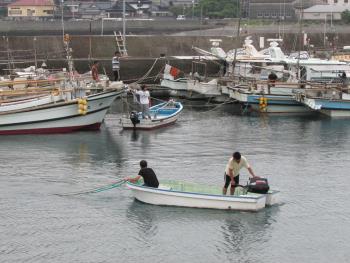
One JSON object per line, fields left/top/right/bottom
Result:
{"left": 122, "top": 120, "right": 177, "bottom": 130}
{"left": 0, "top": 123, "right": 101, "bottom": 135}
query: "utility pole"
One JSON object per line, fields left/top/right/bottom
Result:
{"left": 192, "top": 0, "right": 194, "bottom": 20}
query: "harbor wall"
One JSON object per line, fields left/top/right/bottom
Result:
{"left": 0, "top": 33, "right": 348, "bottom": 81}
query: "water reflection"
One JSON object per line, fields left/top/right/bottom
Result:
{"left": 126, "top": 201, "right": 159, "bottom": 238}
{"left": 216, "top": 206, "right": 279, "bottom": 261}
{"left": 0, "top": 129, "right": 125, "bottom": 166}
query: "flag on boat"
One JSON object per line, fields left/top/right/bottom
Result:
{"left": 164, "top": 64, "right": 180, "bottom": 80}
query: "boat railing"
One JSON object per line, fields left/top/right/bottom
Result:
{"left": 300, "top": 86, "right": 346, "bottom": 100}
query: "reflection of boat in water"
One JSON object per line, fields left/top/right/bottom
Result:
{"left": 127, "top": 180, "right": 279, "bottom": 212}
{"left": 120, "top": 101, "right": 183, "bottom": 130}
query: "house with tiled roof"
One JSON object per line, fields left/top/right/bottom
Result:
{"left": 302, "top": 4, "right": 350, "bottom": 20}
{"left": 7, "top": 0, "right": 55, "bottom": 20}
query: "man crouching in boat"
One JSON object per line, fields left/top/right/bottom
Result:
{"left": 223, "top": 152, "right": 257, "bottom": 195}
{"left": 125, "top": 160, "right": 159, "bottom": 188}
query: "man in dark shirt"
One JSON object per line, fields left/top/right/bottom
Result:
{"left": 125, "top": 160, "right": 159, "bottom": 188}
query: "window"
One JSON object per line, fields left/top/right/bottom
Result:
{"left": 44, "top": 10, "right": 53, "bottom": 14}
{"left": 345, "top": 0, "right": 348, "bottom": 3}
{"left": 9, "top": 9, "right": 22, "bottom": 15}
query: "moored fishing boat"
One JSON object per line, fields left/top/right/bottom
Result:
{"left": 0, "top": 88, "right": 124, "bottom": 135}
{"left": 229, "top": 84, "right": 311, "bottom": 113}
{"left": 126, "top": 180, "right": 279, "bottom": 211}
{"left": 295, "top": 87, "right": 350, "bottom": 117}
{"left": 121, "top": 100, "right": 183, "bottom": 130}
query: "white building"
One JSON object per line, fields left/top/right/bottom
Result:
{"left": 302, "top": 4, "right": 350, "bottom": 20}
{"left": 327, "top": 0, "right": 350, "bottom": 5}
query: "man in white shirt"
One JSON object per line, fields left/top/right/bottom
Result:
{"left": 223, "top": 152, "right": 257, "bottom": 195}
{"left": 112, "top": 51, "right": 120, "bottom": 81}
{"left": 135, "top": 85, "right": 151, "bottom": 119}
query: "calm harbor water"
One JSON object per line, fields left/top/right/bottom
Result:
{"left": 1, "top": 98, "right": 350, "bottom": 263}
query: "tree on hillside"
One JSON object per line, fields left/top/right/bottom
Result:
{"left": 197, "top": 0, "right": 239, "bottom": 19}
{"left": 341, "top": 10, "right": 350, "bottom": 24}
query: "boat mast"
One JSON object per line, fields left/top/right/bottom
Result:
{"left": 296, "top": 0, "right": 303, "bottom": 79}
{"left": 232, "top": 0, "right": 241, "bottom": 80}
{"left": 123, "top": 0, "right": 126, "bottom": 48}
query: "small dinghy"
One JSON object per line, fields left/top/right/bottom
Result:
{"left": 126, "top": 180, "right": 279, "bottom": 211}
{"left": 121, "top": 100, "right": 183, "bottom": 130}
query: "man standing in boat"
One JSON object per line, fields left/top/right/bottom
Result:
{"left": 112, "top": 51, "right": 121, "bottom": 81}
{"left": 125, "top": 160, "right": 159, "bottom": 188}
{"left": 267, "top": 71, "right": 278, "bottom": 94}
{"left": 223, "top": 152, "right": 257, "bottom": 195}
{"left": 135, "top": 85, "right": 152, "bottom": 119}
{"left": 91, "top": 61, "right": 100, "bottom": 82}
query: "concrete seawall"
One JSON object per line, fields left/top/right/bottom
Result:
{"left": 0, "top": 33, "right": 348, "bottom": 80}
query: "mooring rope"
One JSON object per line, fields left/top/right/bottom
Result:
{"left": 131, "top": 58, "right": 161, "bottom": 85}
{"left": 55, "top": 179, "right": 126, "bottom": 196}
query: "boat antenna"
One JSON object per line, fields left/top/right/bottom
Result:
{"left": 61, "top": 0, "right": 65, "bottom": 39}
{"left": 232, "top": 0, "right": 241, "bottom": 80}
{"left": 296, "top": 0, "right": 303, "bottom": 79}
{"left": 63, "top": 34, "right": 74, "bottom": 81}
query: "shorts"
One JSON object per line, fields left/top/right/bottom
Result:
{"left": 224, "top": 173, "right": 239, "bottom": 188}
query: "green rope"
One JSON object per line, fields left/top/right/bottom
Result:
{"left": 55, "top": 180, "right": 126, "bottom": 196}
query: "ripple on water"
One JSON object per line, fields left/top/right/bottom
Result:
{"left": 1, "top": 101, "right": 350, "bottom": 262}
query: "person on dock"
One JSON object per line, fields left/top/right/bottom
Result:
{"left": 267, "top": 71, "right": 278, "bottom": 94}
{"left": 223, "top": 152, "right": 257, "bottom": 195}
{"left": 112, "top": 51, "right": 121, "bottom": 81}
{"left": 135, "top": 85, "right": 151, "bottom": 119}
{"left": 91, "top": 61, "right": 100, "bottom": 82}
{"left": 125, "top": 160, "right": 159, "bottom": 188}
{"left": 340, "top": 72, "right": 349, "bottom": 91}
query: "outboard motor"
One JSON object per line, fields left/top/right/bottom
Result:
{"left": 130, "top": 111, "right": 140, "bottom": 127}
{"left": 247, "top": 177, "right": 269, "bottom": 194}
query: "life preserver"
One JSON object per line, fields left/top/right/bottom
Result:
{"left": 51, "top": 89, "right": 60, "bottom": 96}
{"left": 77, "top": 98, "right": 88, "bottom": 115}
{"left": 259, "top": 97, "right": 267, "bottom": 112}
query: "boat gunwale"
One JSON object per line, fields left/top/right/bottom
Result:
{"left": 126, "top": 182, "right": 266, "bottom": 201}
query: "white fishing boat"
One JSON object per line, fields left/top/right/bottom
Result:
{"left": 160, "top": 73, "right": 208, "bottom": 100}
{"left": 0, "top": 88, "right": 124, "bottom": 135}
{"left": 228, "top": 85, "right": 311, "bottom": 113}
{"left": 121, "top": 100, "right": 183, "bottom": 130}
{"left": 295, "top": 87, "right": 350, "bottom": 117}
{"left": 0, "top": 92, "right": 63, "bottom": 112}
{"left": 126, "top": 180, "right": 279, "bottom": 211}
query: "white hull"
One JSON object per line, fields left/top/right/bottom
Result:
{"left": 320, "top": 109, "right": 350, "bottom": 117}
{"left": 297, "top": 97, "right": 350, "bottom": 117}
{"left": 0, "top": 94, "right": 63, "bottom": 112}
{"left": 249, "top": 103, "right": 310, "bottom": 113}
{"left": 266, "top": 190, "right": 280, "bottom": 206}
{"left": 187, "top": 79, "right": 221, "bottom": 97}
{"left": 127, "top": 183, "right": 267, "bottom": 211}
{"left": 121, "top": 114, "right": 179, "bottom": 130}
{"left": 0, "top": 89, "right": 123, "bottom": 134}
{"left": 160, "top": 78, "right": 187, "bottom": 91}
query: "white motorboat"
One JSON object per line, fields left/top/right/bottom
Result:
{"left": 121, "top": 101, "right": 183, "bottom": 130}
{"left": 126, "top": 180, "right": 279, "bottom": 212}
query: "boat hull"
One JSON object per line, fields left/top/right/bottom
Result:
{"left": 121, "top": 101, "right": 183, "bottom": 130}
{"left": 121, "top": 115, "right": 179, "bottom": 130}
{"left": 0, "top": 89, "right": 124, "bottom": 135}
{"left": 127, "top": 182, "right": 267, "bottom": 211}
{"left": 299, "top": 97, "right": 350, "bottom": 117}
